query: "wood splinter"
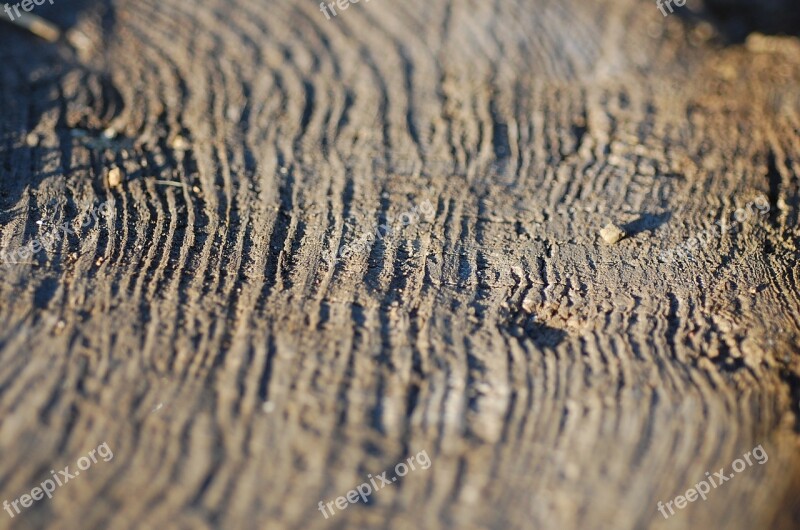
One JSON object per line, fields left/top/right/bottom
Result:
{"left": 2, "top": 13, "right": 61, "bottom": 42}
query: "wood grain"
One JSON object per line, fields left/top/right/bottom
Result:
{"left": 1, "top": 0, "right": 799, "bottom": 529}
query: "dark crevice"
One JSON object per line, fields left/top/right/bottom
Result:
{"left": 779, "top": 369, "right": 800, "bottom": 433}
{"left": 700, "top": 0, "right": 800, "bottom": 42}
{"left": 766, "top": 148, "right": 782, "bottom": 226}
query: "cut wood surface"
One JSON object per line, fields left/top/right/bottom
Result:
{"left": 1, "top": 0, "right": 799, "bottom": 529}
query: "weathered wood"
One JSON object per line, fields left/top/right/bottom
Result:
{"left": 1, "top": 0, "right": 799, "bottom": 529}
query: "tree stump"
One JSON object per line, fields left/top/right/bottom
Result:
{"left": 1, "top": 0, "right": 799, "bottom": 528}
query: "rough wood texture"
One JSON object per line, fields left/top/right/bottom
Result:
{"left": 1, "top": 0, "right": 800, "bottom": 529}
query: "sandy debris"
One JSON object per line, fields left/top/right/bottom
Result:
{"left": 600, "top": 223, "right": 626, "bottom": 244}
{"left": 107, "top": 167, "right": 122, "bottom": 188}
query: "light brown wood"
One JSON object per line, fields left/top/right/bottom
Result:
{"left": 1, "top": 1, "right": 799, "bottom": 529}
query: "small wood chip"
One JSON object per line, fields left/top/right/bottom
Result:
{"left": 600, "top": 223, "right": 626, "bottom": 244}
{"left": 66, "top": 28, "right": 92, "bottom": 57}
{"left": 107, "top": 167, "right": 122, "bottom": 188}
{"left": 171, "top": 135, "right": 190, "bottom": 151}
